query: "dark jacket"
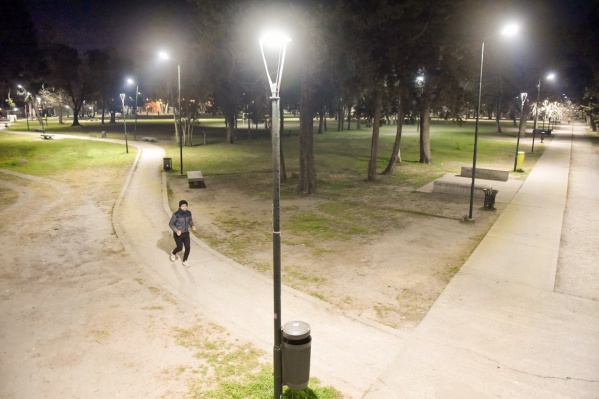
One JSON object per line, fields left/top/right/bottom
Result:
{"left": 169, "top": 209, "right": 195, "bottom": 233}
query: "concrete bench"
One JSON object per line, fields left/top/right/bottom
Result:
{"left": 187, "top": 171, "right": 206, "bottom": 188}
{"left": 142, "top": 136, "right": 157, "bottom": 142}
{"left": 433, "top": 180, "right": 487, "bottom": 199}
{"left": 40, "top": 133, "right": 55, "bottom": 139}
{"left": 460, "top": 167, "right": 509, "bottom": 182}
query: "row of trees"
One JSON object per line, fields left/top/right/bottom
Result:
{"left": 188, "top": 0, "right": 596, "bottom": 193}
{"left": 2, "top": 0, "right": 598, "bottom": 195}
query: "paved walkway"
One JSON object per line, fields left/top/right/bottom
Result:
{"left": 364, "top": 123, "right": 599, "bottom": 398}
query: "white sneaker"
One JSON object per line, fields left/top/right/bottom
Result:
{"left": 169, "top": 253, "right": 177, "bottom": 262}
{"left": 182, "top": 260, "right": 190, "bottom": 268}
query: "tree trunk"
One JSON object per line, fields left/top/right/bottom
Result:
{"left": 495, "top": 97, "right": 502, "bottom": 132}
{"left": 337, "top": 100, "right": 343, "bottom": 131}
{"left": 382, "top": 89, "right": 404, "bottom": 175}
{"left": 346, "top": 103, "right": 352, "bottom": 130}
{"left": 318, "top": 105, "right": 325, "bottom": 133}
{"left": 518, "top": 101, "right": 530, "bottom": 138}
{"left": 297, "top": 76, "right": 316, "bottom": 195}
{"left": 367, "top": 84, "right": 383, "bottom": 181}
{"left": 71, "top": 102, "right": 82, "bottom": 126}
{"left": 58, "top": 104, "right": 64, "bottom": 124}
{"left": 419, "top": 100, "right": 431, "bottom": 164}
{"left": 226, "top": 112, "right": 236, "bottom": 143}
{"left": 280, "top": 104, "right": 287, "bottom": 183}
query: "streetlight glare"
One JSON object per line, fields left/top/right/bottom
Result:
{"left": 127, "top": 78, "right": 134, "bottom": 84}
{"left": 260, "top": 31, "right": 291, "bottom": 48}
{"left": 500, "top": 23, "right": 520, "bottom": 37}
{"left": 158, "top": 51, "right": 170, "bottom": 60}
{"left": 547, "top": 73, "right": 556, "bottom": 80}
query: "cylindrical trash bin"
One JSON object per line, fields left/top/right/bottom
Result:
{"left": 516, "top": 151, "right": 525, "bottom": 169}
{"left": 483, "top": 188, "right": 499, "bottom": 209}
{"left": 163, "top": 157, "right": 172, "bottom": 171}
{"left": 282, "top": 321, "right": 311, "bottom": 390}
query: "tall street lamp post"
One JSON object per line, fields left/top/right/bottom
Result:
{"left": 468, "top": 23, "right": 519, "bottom": 221}
{"left": 159, "top": 51, "right": 183, "bottom": 175}
{"left": 17, "top": 84, "right": 30, "bottom": 131}
{"left": 127, "top": 78, "right": 139, "bottom": 140}
{"left": 513, "top": 92, "right": 528, "bottom": 171}
{"left": 120, "top": 93, "right": 129, "bottom": 153}
{"left": 531, "top": 73, "right": 555, "bottom": 153}
{"left": 260, "top": 31, "right": 291, "bottom": 399}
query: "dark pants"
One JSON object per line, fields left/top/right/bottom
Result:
{"left": 172, "top": 231, "right": 191, "bottom": 261}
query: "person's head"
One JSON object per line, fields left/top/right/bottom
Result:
{"left": 179, "top": 199, "right": 188, "bottom": 210}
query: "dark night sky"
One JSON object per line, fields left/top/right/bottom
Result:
{"left": 25, "top": 0, "right": 593, "bottom": 54}
{"left": 25, "top": 0, "right": 196, "bottom": 55}
{"left": 22, "top": 0, "right": 598, "bottom": 98}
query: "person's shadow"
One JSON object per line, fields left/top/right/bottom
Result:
{"left": 157, "top": 231, "right": 174, "bottom": 256}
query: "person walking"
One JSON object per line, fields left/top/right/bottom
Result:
{"left": 169, "top": 199, "right": 196, "bottom": 267}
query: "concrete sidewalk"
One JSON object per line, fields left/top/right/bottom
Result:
{"left": 364, "top": 124, "right": 599, "bottom": 398}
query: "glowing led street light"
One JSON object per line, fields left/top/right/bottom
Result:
{"left": 468, "top": 22, "right": 519, "bottom": 221}
{"left": 260, "top": 30, "right": 292, "bottom": 399}
{"left": 127, "top": 78, "right": 140, "bottom": 141}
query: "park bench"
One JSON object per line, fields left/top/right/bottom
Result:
{"left": 40, "top": 133, "right": 55, "bottom": 139}
{"left": 460, "top": 167, "right": 509, "bottom": 182}
{"left": 187, "top": 170, "right": 206, "bottom": 188}
{"left": 142, "top": 136, "right": 157, "bottom": 142}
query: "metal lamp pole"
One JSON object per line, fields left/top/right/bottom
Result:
{"left": 531, "top": 79, "right": 541, "bottom": 153}
{"left": 468, "top": 23, "right": 519, "bottom": 220}
{"left": 531, "top": 73, "right": 555, "bottom": 153}
{"left": 120, "top": 93, "right": 129, "bottom": 153}
{"left": 158, "top": 52, "right": 184, "bottom": 175}
{"left": 513, "top": 92, "right": 528, "bottom": 171}
{"left": 178, "top": 62, "right": 183, "bottom": 175}
{"left": 127, "top": 78, "right": 140, "bottom": 141}
{"left": 18, "top": 85, "right": 30, "bottom": 131}
{"left": 260, "top": 32, "right": 290, "bottom": 399}
{"left": 468, "top": 40, "right": 484, "bottom": 221}
{"left": 134, "top": 84, "right": 139, "bottom": 141}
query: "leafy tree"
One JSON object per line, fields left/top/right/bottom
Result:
{"left": 38, "top": 86, "right": 70, "bottom": 124}
{"left": 43, "top": 44, "right": 99, "bottom": 126}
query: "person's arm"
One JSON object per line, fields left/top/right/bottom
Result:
{"left": 189, "top": 214, "right": 197, "bottom": 231}
{"left": 168, "top": 214, "right": 179, "bottom": 233}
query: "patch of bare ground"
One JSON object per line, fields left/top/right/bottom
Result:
{"left": 169, "top": 174, "right": 503, "bottom": 330}
{"left": 0, "top": 165, "right": 263, "bottom": 398}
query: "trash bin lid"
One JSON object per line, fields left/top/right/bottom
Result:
{"left": 282, "top": 321, "right": 311, "bottom": 340}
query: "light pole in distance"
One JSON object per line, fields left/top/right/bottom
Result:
{"left": 159, "top": 51, "right": 183, "bottom": 175}
{"left": 531, "top": 72, "right": 556, "bottom": 153}
{"left": 127, "top": 78, "right": 139, "bottom": 140}
{"left": 119, "top": 92, "right": 129, "bottom": 153}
